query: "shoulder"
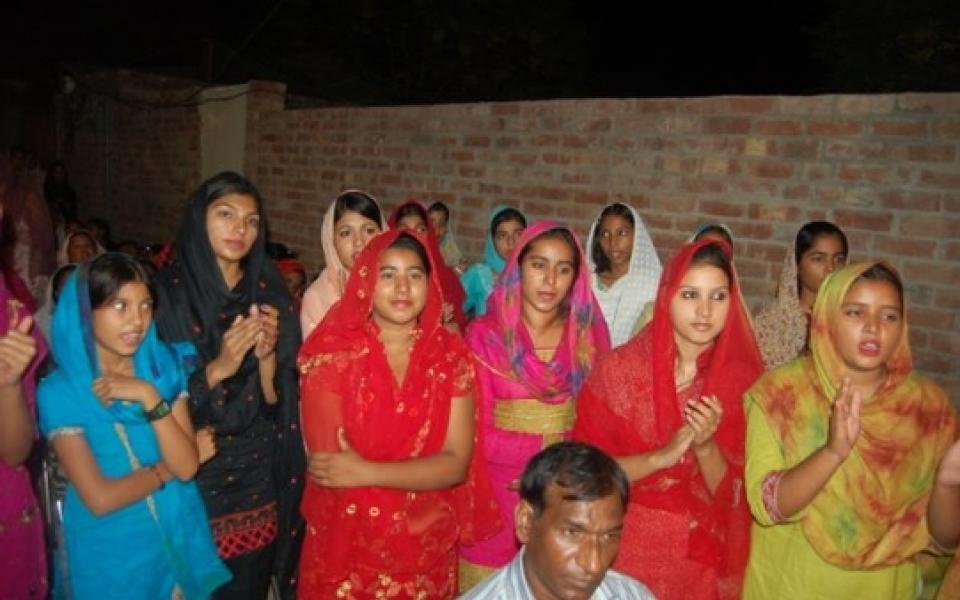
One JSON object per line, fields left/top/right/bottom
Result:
{"left": 458, "top": 567, "right": 509, "bottom": 599}
{"left": 599, "top": 568, "right": 657, "bottom": 599}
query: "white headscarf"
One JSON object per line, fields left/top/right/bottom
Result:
{"left": 586, "top": 203, "right": 662, "bottom": 347}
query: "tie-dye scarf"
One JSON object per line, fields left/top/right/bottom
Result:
{"left": 468, "top": 220, "right": 610, "bottom": 402}
{"left": 746, "top": 261, "right": 957, "bottom": 568}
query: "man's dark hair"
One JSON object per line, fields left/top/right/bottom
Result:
{"left": 520, "top": 441, "right": 629, "bottom": 516}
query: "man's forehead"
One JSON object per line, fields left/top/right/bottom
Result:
{"left": 541, "top": 484, "right": 624, "bottom": 521}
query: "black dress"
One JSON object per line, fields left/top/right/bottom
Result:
{"left": 153, "top": 172, "right": 304, "bottom": 600}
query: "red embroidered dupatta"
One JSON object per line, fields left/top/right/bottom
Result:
{"left": 573, "top": 240, "right": 763, "bottom": 599}
{"left": 297, "top": 229, "right": 499, "bottom": 584}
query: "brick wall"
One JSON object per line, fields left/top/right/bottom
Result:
{"left": 63, "top": 71, "right": 960, "bottom": 401}
{"left": 65, "top": 70, "right": 202, "bottom": 245}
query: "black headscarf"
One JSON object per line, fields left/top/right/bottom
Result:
{"left": 153, "top": 171, "right": 304, "bottom": 599}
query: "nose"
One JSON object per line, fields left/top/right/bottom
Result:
{"left": 576, "top": 537, "right": 604, "bottom": 578}
{"left": 353, "top": 232, "right": 364, "bottom": 248}
{"left": 395, "top": 273, "right": 409, "bottom": 294}
{"left": 863, "top": 312, "right": 878, "bottom": 334}
{"left": 696, "top": 298, "right": 711, "bottom": 318}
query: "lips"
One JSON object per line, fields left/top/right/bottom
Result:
{"left": 537, "top": 291, "right": 557, "bottom": 302}
{"left": 691, "top": 322, "right": 713, "bottom": 332}
{"left": 120, "top": 332, "right": 142, "bottom": 346}
{"left": 391, "top": 300, "right": 412, "bottom": 309}
{"left": 223, "top": 239, "right": 246, "bottom": 251}
{"left": 858, "top": 340, "right": 880, "bottom": 357}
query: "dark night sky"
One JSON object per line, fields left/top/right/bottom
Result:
{"left": 3, "top": 0, "right": 960, "bottom": 104}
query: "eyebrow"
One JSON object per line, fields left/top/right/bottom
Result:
{"left": 841, "top": 301, "right": 901, "bottom": 310}
{"left": 212, "top": 201, "right": 259, "bottom": 217}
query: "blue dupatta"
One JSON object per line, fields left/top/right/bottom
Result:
{"left": 37, "top": 263, "right": 230, "bottom": 599}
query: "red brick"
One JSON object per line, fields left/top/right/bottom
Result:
{"left": 833, "top": 209, "right": 894, "bottom": 231}
{"left": 932, "top": 120, "right": 960, "bottom": 139}
{"left": 900, "top": 215, "right": 960, "bottom": 238}
{"left": 944, "top": 242, "right": 960, "bottom": 262}
{"left": 699, "top": 199, "right": 746, "bottom": 217}
{"left": 781, "top": 141, "right": 820, "bottom": 159}
{"left": 909, "top": 307, "right": 956, "bottom": 330}
{"left": 874, "top": 235, "right": 937, "bottom": 258}
{"left": 872, "top": 120, "right": 929, "bottom": 136}
{"left": 898, "top": 93, "right": 960, "bottom": 113}
{"left": 750, "top": 203, "right": 804, "bottom": 223}
{"left": 879, "top": 191, "right": 941, "bottom": 211}
{"left": 838, "top": 165, "right": 900, "bottom": 183}
{"left": 777, "top": 96, "right": 835, "bottom": 114}
{"left": 562, "top": 135, "right": 596, "bottom": 148}
{"left": 934, "top": 288, "right": 960, "bottom": 311}
{"left": 919, "top": 169, "right": 960, "bottom": 189}
{"left": 755, "top": 119, "right": 803, "bottom": 135}
{"left": 703, "top": 117, "right": 752, "bottom": 134}
{"left": 458, "top": 165, "right": 485, "bottom": 178}
{"left": 574, "top": 190, "right": 610, "bottom": 205}
{"left": 902, "top": 260, "right": 960, "bottom": 286}
{"left": 905, "top": 144, "right": 957, "bottom": 162}
{"left": 807, "top": 120, "right": 863, "bottom": 136}
{"left": 750, "top": 161, "right": 794, "bottom": 179}
{"left": 637, "top": 99, "right": 679, "bottom": 113}
{"left": 508, "top": 153, "right": 537, "bottom": 166}
{"left": 837, "top": 95, "right": 895, "bottom": 114}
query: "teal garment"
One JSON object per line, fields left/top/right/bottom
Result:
{"left": 461, "top": 205, "right": 525, "bottom": 317}
{"left": 38, "top": 265, "right": 231, "bottom": 600}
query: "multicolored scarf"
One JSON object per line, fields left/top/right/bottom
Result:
{"left": 468, "top": 220, "right": 610, "bottom": 402}
{"left": 747, "top": 261, "right": 957, "bottom": 568}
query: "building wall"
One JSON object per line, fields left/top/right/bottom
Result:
{"left": 63, "top": 71, "right": 960, "bottom": 400}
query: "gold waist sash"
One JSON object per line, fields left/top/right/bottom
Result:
{"left": 493, "top": 397, "right": 574, "bottom": 437}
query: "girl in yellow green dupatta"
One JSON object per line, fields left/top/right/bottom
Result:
{"left": 743, "top": 261, "right": 960, "bottom": 600}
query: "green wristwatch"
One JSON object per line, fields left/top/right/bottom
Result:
{"left": 145, "top": 401, "right": 172, "bottom": 422}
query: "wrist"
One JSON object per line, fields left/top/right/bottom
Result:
{"left": 821, "top": 445, "right": 847, "bottom": 467}
{"left": 206, "top": 359, "right": 225, "bottom": 387}
{"left": 693, "top": 439, "right": 717, "bottom": 457}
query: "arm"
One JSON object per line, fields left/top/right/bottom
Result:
{"left": 928, "top": 439, "right": 960, "bottom": 550}
{"left": 52, "top": 433, "right": 172, "bottom": 516}
{"left": 0, "top": 383, "right": 34, "bottom": 465}
{"left": 0, "top": 313, "right": 38, "bottom": 465}
{"left": 91, "top": 379, "right": 199, "bottom": 481}
{"left": 684, "top": 395, "right": 728, "bottom": 496}
{"left": 309, "top": 392, "right": 475, "bottom": 491}
{"left": 775, "top": 379, "right": 861, "bottom": 519}
{"left": 254, "top": 304, "right": 280, "bottom": 405}
{"left": 616, "top": 426, "right": 695, "bottom": 482}
{"left": 258, "top": 355, "right": 279, "bottom": 405}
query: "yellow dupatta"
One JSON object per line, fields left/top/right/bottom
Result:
{"left": 750, "top": 261, "right": 956, "bottom": 568}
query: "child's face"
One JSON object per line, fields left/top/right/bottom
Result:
{"left": 428, "top": 210, "right": 448, "bottom": 238}
{"left": 92, "top": 282, "right": 153, "bottom": 361}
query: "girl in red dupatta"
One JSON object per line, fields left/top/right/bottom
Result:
{"left": 389, "top": 201, "right": 467, "bottom": 331}
{"left": 297, "top": 229, "right": 499, "bottom": 599}
{"left": 573, "top": 240, "right": 763, "bottom": 600}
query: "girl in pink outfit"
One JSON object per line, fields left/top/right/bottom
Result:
{"left": 457, "top": 220, "right": 610, "bottom": 591}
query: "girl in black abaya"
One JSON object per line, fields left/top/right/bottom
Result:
{"left": 153, "top": 172, "right": 304, "bottom": 600}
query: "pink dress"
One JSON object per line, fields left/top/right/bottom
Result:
{"left": 0, "top": 274, "right": 49, "bottom": 599}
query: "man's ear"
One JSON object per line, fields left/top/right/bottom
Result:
{"left": 515, "top": 499, "right": 535, "bottom": 544}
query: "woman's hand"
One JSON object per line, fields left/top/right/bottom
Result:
{"left": 936, "top": 439, "right": 960, "bottom": 488}
{"left": 654, "top": 425, "right": 695, "bottom": 470}
{"left": 685, "top": 395, "right": 723, "bottom": 447}
{"left": 0, "top": 312, "right": 36, "bottom": 389}
{"left": 196, "top": 427, "right": 217, "bottom": 464}
{"left": 253, "top": 304, "right": 279, "bottom": 361}
{"left": 92, "top": 376, "right": 161, "bottom": 410}
{"left": 210, "top": 312, "right": 260, "bottom": 380}
{"left": 825, "top": 377, "right": 862, "bottom": 462}
{"left": 308, "top": 428, "right": 371, "bottom": 488}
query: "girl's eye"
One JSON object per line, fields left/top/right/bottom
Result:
{"left": 365, "top": 226, "right": 379, "bottom": 236}
{"left": 681, "top": 290, "right": 697, "bottom": 300}
{"left": 558, "top": 266, "right": 573, "bottom": 276}
{"left": 845, "top": 309, "right": 861, "bottom": 318}
{"left": 218, "top": 209, "right": 233, "bottom": 219}
{"left": 246, "top": 217, "right": 260, "bottom": 228}
{"left": 339, "top": 229, "right": 352, "bottom": 238}
{"left": 112, "top": 300, "right": 126, "bottom": 311}
{"left": 712, "top": 291, "right": 729, "bottom": 301}
{"left": 882, "top": 311, "right": 900, "bottom": 322}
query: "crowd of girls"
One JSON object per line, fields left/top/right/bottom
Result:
{"left": 0, "top": 168, "right": 957, "bottom": 600}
